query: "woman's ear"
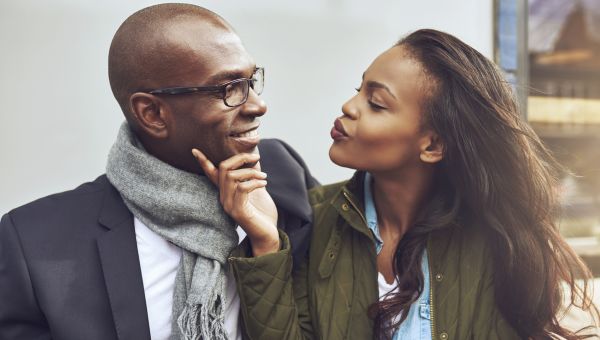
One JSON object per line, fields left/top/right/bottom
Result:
{"left": 128, "top": 93, "right": 169, "bottom": 139}
{"left": 419, "top": 132, "right": 443, "bottom": 164}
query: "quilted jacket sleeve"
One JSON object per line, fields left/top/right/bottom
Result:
{"left": 229, "top": 230, "right": 315, "bottom": 340}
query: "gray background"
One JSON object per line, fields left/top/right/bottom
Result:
{"left": 0, "top": 0, "right": 493, "bottom": 214}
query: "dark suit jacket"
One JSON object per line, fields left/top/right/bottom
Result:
{"left": 0, "top": 139, "right": 318, "bottom": 340}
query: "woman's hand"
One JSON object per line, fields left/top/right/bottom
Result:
{"left": 192, "top": 148, "right": 280, "bottom": 257}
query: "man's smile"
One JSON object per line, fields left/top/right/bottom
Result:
{"left": 229, "top": 125, "right": 260, "bottom": 148}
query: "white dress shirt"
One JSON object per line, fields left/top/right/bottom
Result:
{"left": 135, "top": 217, "right": 245, "bottom": 340}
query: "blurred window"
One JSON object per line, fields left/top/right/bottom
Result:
{"left": 497, "top": 0, "right": 600, "bottom": 271}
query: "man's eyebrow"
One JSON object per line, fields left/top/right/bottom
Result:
{"left": 365, "top": 80, "right": 396, "bottom": 99}
{"left": 205, "top": 67, "right": 256, "bottom": 85}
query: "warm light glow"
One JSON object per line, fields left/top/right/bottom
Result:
{"left": 528, "top": 96, "right": 600, "bottom": 124}
{"left": 534, "top": 49, "right": 594, "bottom": 65}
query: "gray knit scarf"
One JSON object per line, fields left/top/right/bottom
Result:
{"left": 106, "top": 122, "right": 238, "bottom": 340}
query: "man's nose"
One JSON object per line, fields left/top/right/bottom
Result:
{"left": 239, "top": 89, "right": 267, "bottom": 117}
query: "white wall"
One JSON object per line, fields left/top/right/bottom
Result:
{"left": 0, "top": 0, "right": 493, "bottom": 214}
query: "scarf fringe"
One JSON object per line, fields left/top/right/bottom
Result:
{"left": 177, "top": 298, "right": 228, "bottom": 340}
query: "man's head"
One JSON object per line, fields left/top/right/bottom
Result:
{"left": 108, "top": 3, "right": 266, "bottom": 173}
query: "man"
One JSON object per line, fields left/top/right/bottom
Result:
{"left": 0, "top": 4, "right": 316, "bottom": 340}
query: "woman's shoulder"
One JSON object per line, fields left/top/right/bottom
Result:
{"left": 430, "top": 217, "right": 489, "bottom": 245}
{"left": 428, "top": 221, "right": 492, "bottom": 271}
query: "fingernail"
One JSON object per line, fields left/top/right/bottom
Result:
{"left": 260, "top": 172, "right": 267, "bottom": 178}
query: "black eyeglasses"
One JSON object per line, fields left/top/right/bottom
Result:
{"left": 142, "top": 67, "right": 264, "bottom": 107}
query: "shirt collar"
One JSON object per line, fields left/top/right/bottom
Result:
{"left": 364, "top": 172, "right": 384, "bottom": 254}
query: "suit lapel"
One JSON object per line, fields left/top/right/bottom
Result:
{"left": 259, "top": 139, "right": 313, "bottom": 223}
{"left": 97, "top": 181, "right": 151, "bottom": 340}
{"left": 259, "top": 139, "right": 317, "bottom": 264}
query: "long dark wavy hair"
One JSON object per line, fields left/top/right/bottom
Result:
{"left": 368, "top": 29, "right": 598, "bottom": 339}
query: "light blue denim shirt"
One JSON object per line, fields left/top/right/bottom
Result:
{"left": 364, "top": 172, "right": 432, "bottom": 340}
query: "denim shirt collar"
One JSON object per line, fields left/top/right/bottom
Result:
{"left": 364, "top": 172, "right": 384, "bottom": 254}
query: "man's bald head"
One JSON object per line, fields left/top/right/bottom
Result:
{"left": 108, "top": 3, "right": 234, "bottom": 118}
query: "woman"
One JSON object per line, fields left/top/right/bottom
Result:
{"left": 193, "top": 29, "right": 598, "bottom": 339}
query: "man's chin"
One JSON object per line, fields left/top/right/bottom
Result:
{"left": 214, "top": 142, "right": 260, "bottom": 166}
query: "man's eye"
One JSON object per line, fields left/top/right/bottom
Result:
{"left": 355, "top": 87, "right": 362, "bottom": 92}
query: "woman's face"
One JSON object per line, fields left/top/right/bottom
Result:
{"left": 329, "top": 45, "right": 438, "bottom": 172}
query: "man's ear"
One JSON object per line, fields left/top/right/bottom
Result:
{"left": 419, "top": 132, "right": 443, "bottom": 164}
{"left": 129, "top": 93, "right": 169, "bottom": 139}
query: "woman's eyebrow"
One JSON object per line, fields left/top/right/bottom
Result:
{"left": 365, "top": 80, "right": 396, "bottom": 99}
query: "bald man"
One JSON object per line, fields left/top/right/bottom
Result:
{"left": 0, "top": 4, "right": 317, "bottom": 340}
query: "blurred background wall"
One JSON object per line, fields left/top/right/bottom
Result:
{"left": 0, "top": 0, "right": 494, "bottom": 214}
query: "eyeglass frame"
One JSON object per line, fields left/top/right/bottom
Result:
{"left": 138, "top": 67, "right": 264, "bottom": 108}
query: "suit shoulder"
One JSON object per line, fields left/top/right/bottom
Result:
{"left": 259, "top": 138, "right": 303, "bottom": 165}
{"left": 259, "top": 138, "right": 319, "bottom": 189}
{"left": 259, "top": 138, "right": 291, "bottom": 149}
{"left": 259, "top": 138, "right": 310, "bottom": 168}
{"left": 5, "top": 175, "right": 112, "bottom": 228}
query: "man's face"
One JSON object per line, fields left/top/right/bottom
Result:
{"left": 154, "top": 21, "right": 267, "bottom": 172}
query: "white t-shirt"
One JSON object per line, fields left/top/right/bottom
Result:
{"left": 378, "top": 272, "right": 398, "bottom": 297}
{"left": 135, "top": 218, "right": 246, "bottom": 340}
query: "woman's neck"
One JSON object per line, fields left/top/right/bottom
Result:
{"left": 370, "top": 165, "right": 434, "bottom": 243}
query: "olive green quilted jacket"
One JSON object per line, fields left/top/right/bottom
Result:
{"left": 229, "top": 172, "right": 521, "bottom": 340}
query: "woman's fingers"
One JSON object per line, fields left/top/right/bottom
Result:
{"left": 191, "top": 149, "right": 266, "bottom": 213}
{"left": 217, "top": 153, "right": 260, "bottom": 203}
{"left": 221, "top": 169, "right": 267, "bottom": 209}
{"left": 225, "top": 168, "right": 267, "bottom": 181}
{"left": 191, "top": 149, "right": 278, "bottom": 255}
{"left": 230, "top": 179, "right": 268, "bottom": 225}
{"left": 253, "top": 160, "right": 262, "bottom": 172}
{"left": 218, "top": 153, "right": 261, "bottom": 176}
{"left": 236, "top": 179, "right": 268, "bottom": 196}
{"left": 191, "top": 148, "right": 219, "bottom": 185}
{"left": 191, "top": 149, "right": 262, "bottom": 187}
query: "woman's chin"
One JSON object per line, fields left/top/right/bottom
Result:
{"left": 329, "top": 145, "right": 357, "bottom": 169}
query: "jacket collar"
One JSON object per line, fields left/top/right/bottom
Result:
{"left": 333, "top": 171, "right": 374, "bottom": 242}
{"left": 317, "top": 171, "right": 376, "bottom": 279}
{"left": 96, "top": 176, "right": 151, "bottom": 340}
{"left": 97, "top": 176, "right": 131, "bottom": 230}
{"left": 340, "top": 170, "right": 366, "bottom": 211}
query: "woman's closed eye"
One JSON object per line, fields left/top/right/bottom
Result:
{"left": 355, "top": 86, "right": 387, "bottom": 111}
{"left": 368, "top": 100, "right": 387, "bottom": 111}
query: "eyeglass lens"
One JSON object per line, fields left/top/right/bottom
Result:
{"left": 223, "top": 69, "right": 264, "bottom": 107}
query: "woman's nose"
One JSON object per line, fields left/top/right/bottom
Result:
{"left": 341, "top": 95, "right": 359, "bottom": 119}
